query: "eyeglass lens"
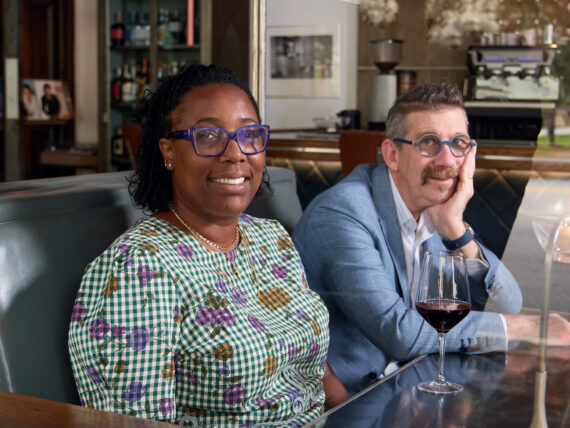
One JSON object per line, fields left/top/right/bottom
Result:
{"left": 193, "top": 126, "right": 268, "bottom": 156}
{"left": 418, "top": 135, "right": 472, "bottom": 157}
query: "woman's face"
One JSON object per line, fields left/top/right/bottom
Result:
{"left": 160, "top": 83, "right": 265, "bottom": 222}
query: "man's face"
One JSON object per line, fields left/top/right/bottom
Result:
{"left": 388, "top": 107, "right": 469, "bottom": 218}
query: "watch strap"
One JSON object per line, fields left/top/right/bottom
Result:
{"left": 442, "top": 223, "right": 474, "bottom": 250}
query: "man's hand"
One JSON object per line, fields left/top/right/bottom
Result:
{"left": 428, "top": 146, "right": 480, "bottom": 259}
{"left": 504, "top": 313, "right": 570, "bottom": 347}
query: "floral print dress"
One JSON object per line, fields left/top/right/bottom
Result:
{"left": 68, "top": 214, "right": 329, "bottom": 427}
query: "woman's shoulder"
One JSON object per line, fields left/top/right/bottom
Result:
{"left": 238, "top": 213, "right": 289, "bottom": 237}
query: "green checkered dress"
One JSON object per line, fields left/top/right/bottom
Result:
{"left": 68, "top": 214, "right": 329, "bottom": 427}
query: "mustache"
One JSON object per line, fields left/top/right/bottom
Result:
{"left": 421, "top": 166, "right": 459, "bottom": 184}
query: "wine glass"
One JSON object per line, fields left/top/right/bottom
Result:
{"left": 415, "top": 250, "right": 472, "bottom": 394}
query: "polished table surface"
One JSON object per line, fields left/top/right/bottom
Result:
{"left": 307, "top": 345, "right": 569, "bottom": 427}
{"left": 0, "top": 391, "right": 174, "bottom": 427}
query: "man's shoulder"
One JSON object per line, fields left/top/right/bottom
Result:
{"left": 294, "top": 164, "right": 386, "bottom": 234}
{"left": 313, "top": 163, "right": 381, "bottom": 204}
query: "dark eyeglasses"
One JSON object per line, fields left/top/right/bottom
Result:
{"left": 168, "top": 124, "right": 270, "bottom": 157}
{"left": 393, "top": 134, "right": 476, "bottom": 157}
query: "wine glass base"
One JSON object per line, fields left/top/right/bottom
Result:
{"left": 417, "top": 380, "right": 463, "bottom": 395}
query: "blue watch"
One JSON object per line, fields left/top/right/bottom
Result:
{"left": 442, "top": 223, "right": 474, "bottom": 250}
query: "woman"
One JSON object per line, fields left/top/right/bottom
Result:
{"left": 68, "top": 64, "right": 346, "bottom": 426}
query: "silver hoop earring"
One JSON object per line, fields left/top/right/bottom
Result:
{"left": 164, "top": 160, "right": 173, "bottom": 170}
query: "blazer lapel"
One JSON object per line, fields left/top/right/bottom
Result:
{"left": 371, "top": 164, "right": 410, "bottom": 304}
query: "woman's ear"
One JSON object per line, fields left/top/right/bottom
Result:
{"left": 159, "top": 138, "right": 175, "bottom": 165}
{"left": 381, "top": 139, "right": 400, "bottom": 172}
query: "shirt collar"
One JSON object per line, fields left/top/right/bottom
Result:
{"left": 388, "top": 171, "right": 436, "bottom": 236}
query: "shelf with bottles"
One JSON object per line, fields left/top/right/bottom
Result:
{"left": 110, "top": 2, "right": 199, "bottom": 50}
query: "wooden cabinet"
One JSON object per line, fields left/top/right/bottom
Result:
{"left": 98, "top": 0, "right": 212, "bottom": 171}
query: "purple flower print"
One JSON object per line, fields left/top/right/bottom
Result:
{"left": 112, "top": 325, "right": 126, "bottom": 338}
{"left": 186, "top": 370, "right": 200, "bottom": 386}
{"left": 127, "top": 327, "right": 150, "bottom": 351}
{"left": 306, "top": 341, "right": 320, "bottom": 362}
{"left": 71, "top": 301, "right": 86, "bottom": 322}
{"left": 271, "top": 264, "right": 288, "bottom": 279}
{"left": 86, "top": 365, "right": 102, "bottom": 384}
{"left": 137, "top": 264, "right": 154, "bottom": 286}
{"left": 319, "top": 356, "right": 326, "bottom": 370}
{"left": 285, "top": 389, "right": 303, "bottom": 400}
{"left": 224, "top": 384, "right": 246, "bottom": 405}
{"left": 125, "top": 259, "right": 133, "bottom": 268}
{"left": 158, "top": 397, "right": 173, "bottom": 415}
{"left": 195, "top": 307, "right": 236, "bottom": 326}
{"left": 288, "top": 343, "right": 297, "bottom": 362}
{"left": 89, "top": 318, "right": 110, "bottom": 340}
{"left": 124, "top": 381, "right": 147, "bottom": 402}
{"left": 288, "top": 421, "right": 303, "bottom": 428}
{"left": 253, "top": 396, "right": 273, "bottom": 406}
{"left": 176, "top": 243, "right": 194, "bottom": 260}
{"left": 248, "top": 315, "right": 265, "bottom": 331}
{"left": 225, "top": 251, "right": 236, "bottom": 263}
{"left": 239, "top": 213, "right": 255, "bottom": 224}
{"left": 279, "top": 339, "right": 285, "bottom": 348}
{"left": 230, "top": 288, "right": 247, "bottom": 305}
{"left": 118, "top": 243, "right": 130, "bottom": 254}
{"left": 218, "top": 366, "right": 230, "bottom": 376}
{"left": 295, "top": 309, "right": 308, "bottom": 320}
{"left": 216, "top": 278, "right": 228, "bottom": 294}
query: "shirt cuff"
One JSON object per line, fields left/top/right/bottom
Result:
{"left": 465, "top": 245, "right": 489, "bottom": 274}
{"left": 498, "top": 313, "right": 508, "bottom": 349}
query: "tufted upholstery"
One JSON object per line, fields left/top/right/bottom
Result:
{"left": 266, "top": 158, "right": 344, "bottom": 209}
{"left": 0, "top": 166, "right": 302, "bottom": 404}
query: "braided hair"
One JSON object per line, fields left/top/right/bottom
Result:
{"left": 128, "top": 63, "right": 271, "bottom": 212}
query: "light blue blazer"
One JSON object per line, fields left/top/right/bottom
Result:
{"left": 293, "top": 163, "right": 522, "bottom": 394}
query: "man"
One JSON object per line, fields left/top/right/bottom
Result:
{"left": 41, "top": 83, "right": 60, "bottom": 118}
{"left": 293, "top": 81, "right": 570, "bottom": 394}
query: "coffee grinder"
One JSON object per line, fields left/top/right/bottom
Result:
{"left": 368, "top": 39, "right": 403, "bottom": 130}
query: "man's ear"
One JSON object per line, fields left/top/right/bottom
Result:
{"left": 381, "top": 139, "right": 400, "bottom": 172}
{"left": 159, "top": 137, "right": 175, "bottom": 164}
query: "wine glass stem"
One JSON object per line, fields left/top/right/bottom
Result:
{"left": 437, "top": 332, "right": 447, "bottom": 385}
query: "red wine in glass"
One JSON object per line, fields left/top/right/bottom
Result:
{"left": 416, "top": 250, "right": 472, "bottom": 394}
{"left": 416, "top": 299, "right": 471, "bottom": 333}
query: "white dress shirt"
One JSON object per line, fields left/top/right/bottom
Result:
{"left": 387, "top": 172, "right": 508, "bottom": 340}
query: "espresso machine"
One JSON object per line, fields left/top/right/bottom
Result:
{"left": 368, "top": 39, "right": 403, "bottom": 130}
{"left": 465, "top": 45, "right": 559, "bottom": 145}
{"left": 467, "top": 45, "right": 559, "bottom": 101}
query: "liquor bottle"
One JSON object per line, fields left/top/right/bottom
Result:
{"left": 138, "top": 58, "right": 150, "bottom": 98}
{"left": 111, "top": 11, "right": 126, "bottom": 46}
{"left": 121, "top": 64, "right": 137, "bottom": 103}
{"left": 111, "top": 66, "right": 123, "bottom": 102}
{"left": 169, "top": 9, "right": 184, "bottom": 44}
{"left": 133, "top": 11, "right": 144, "bottom": 46}
{"left": 142, "top": 13, "right": 151, "bottom": 46}
{"left": 112, "top": 126, "right": 125, "bottom": 157}
{"left": 125, "top": 10, "right": 137, "bottom": 46}
{"left": 158, "top": 8, "right": 168, "bottom": 46}
{"left": 157, "top": 59, "right": 164, "bottom": 84}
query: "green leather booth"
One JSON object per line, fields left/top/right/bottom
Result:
{"left": 0, "top": 166, "right": 302, "bottom": 404}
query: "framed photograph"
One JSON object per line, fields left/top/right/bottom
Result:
{"left": 21, "top": 79, "right": 73, "bottom": 120}
{"left": 266, "top": 25, "right": 341, "bottom": 98}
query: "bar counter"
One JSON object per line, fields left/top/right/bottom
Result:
{"left": 269, "top": 130, "right": 570, "bottom": 177}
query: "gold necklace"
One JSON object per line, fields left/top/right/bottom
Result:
{"left": 169, "top": 204, "right": 240, "bottom": 251}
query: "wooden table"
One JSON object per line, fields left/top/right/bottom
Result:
{"left": 0, "top": 391, "right": 174, "bottom": 427}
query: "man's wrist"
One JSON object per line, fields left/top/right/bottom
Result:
{"left": 442, "top": 222, "right": 475, "bottom": 250}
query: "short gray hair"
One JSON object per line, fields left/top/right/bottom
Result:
{"left": 385, "top": 80, "right": 467, "bottom": 144}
